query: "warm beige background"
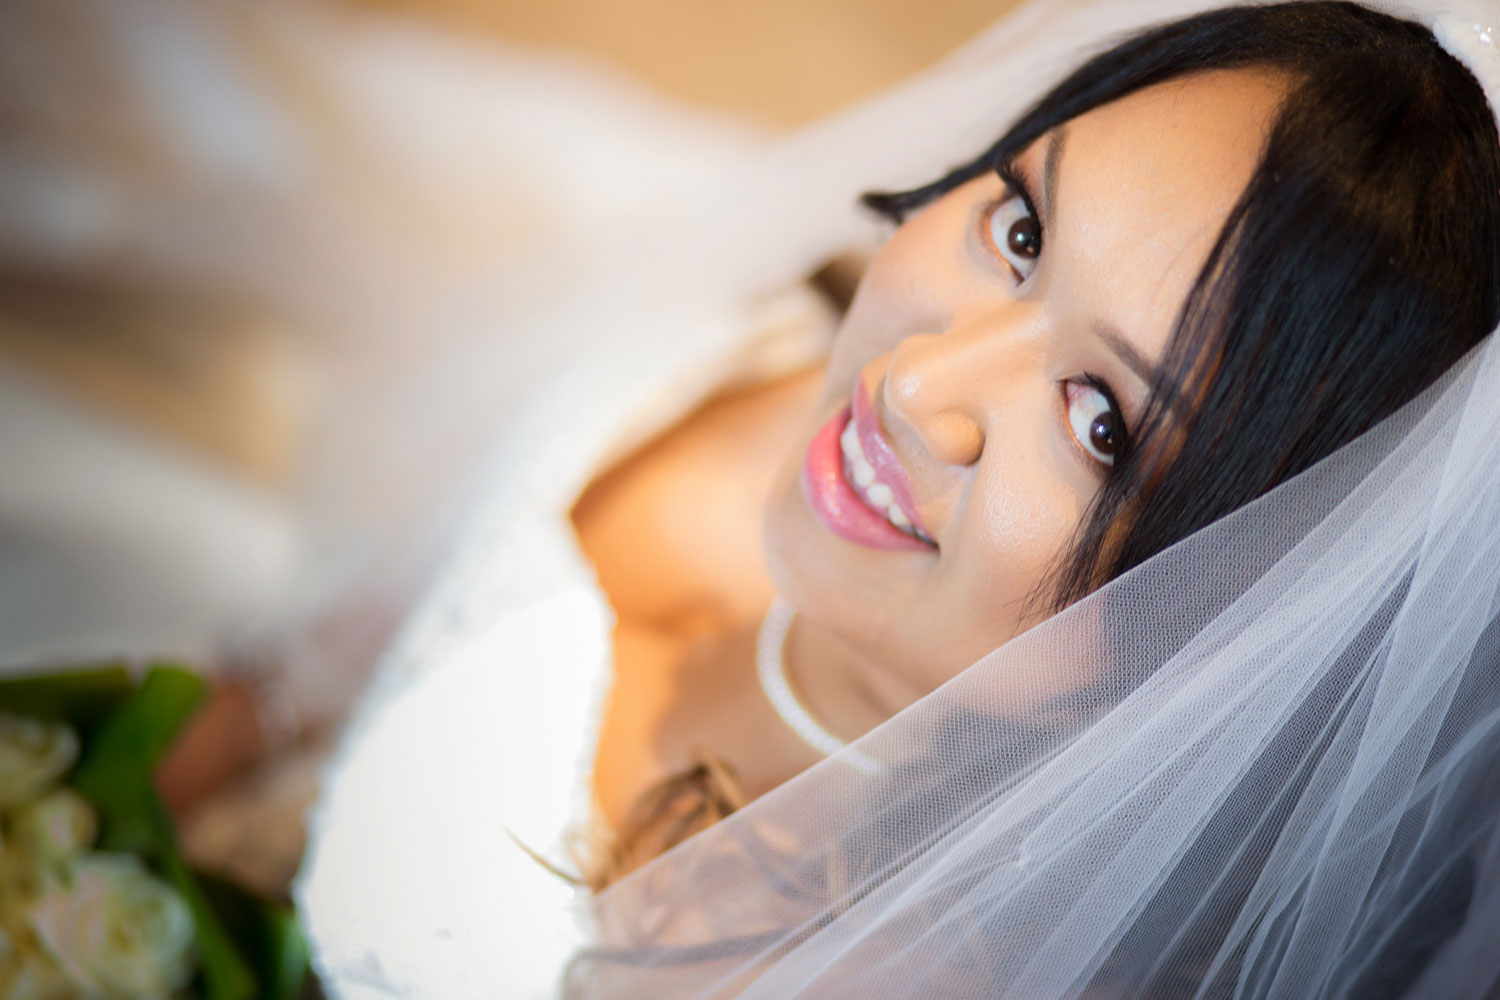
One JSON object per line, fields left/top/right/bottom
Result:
{"left": 356, "top": 0, "right": 1017, "bottom": 127}
{"left": 0, "top": 0, "right": 1024, "bottom": 898}
{"left": 5, "top": 0, "right": 1022, "bottom": 483}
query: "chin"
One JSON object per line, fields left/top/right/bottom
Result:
{"left": 761, "top": 446, "right": 926, "bottom": 655}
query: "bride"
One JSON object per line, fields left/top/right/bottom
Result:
{"left": 298, "top": 0, "right": 1500, "bottom": 997}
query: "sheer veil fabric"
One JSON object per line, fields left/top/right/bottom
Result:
{"left": 561, "top": 1, "right": 1500, "bottom": 998}
{"left": 576, "top": 343, "right": 1500, "bottom": 996}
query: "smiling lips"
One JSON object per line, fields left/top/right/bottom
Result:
{"left": 801, "top": 381, "right": 936, "bottom": 551}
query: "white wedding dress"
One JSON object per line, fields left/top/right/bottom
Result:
{"left": 294, "top": 259, "right": 834, "bottom": 1000}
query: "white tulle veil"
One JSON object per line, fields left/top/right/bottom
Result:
{"left": 558, "top": 2, "right": 1500, "bottom": 998}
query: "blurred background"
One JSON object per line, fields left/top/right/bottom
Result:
{"left": 361, "top": 0, "right": 1006, "bottom": 127}
{"left": 0, "top": 0, "right": 1019, "bottom": 897}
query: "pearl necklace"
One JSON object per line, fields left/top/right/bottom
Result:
{"left": 756, "top": 595, "right": 879, "bottom": 773}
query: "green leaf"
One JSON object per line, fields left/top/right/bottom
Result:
{"left": 70, "top": 665, "right": 205, "bottom": 857}
{"left": 165, "top": 853, "right": 259, "bottom": 1000}
{"left": 263, "top": 907, "right": 311, "bottom": 1000}
{"left": 69, "top": 665, "right": 259, "bottom": 1000}
{"left": 197, "top": 874, "right": 312, "bottom": 1000}
{"left": 76, "top": 664, "right": 205, "bottom": 771}
{"left": 0, "top": 663, "right": 135, "bottom": 737}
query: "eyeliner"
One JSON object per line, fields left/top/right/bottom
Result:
{"left": 995, "top": 156, "right": 1042, "bottom": 231}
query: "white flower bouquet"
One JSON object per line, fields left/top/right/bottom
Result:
{"left": 0, "top": 667, "right": 308, "bottom": 1000}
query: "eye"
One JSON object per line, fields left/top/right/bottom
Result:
{"left": 984, "top": 196, "right": 1042, "bottom": 282}
{"left": 1064, "top": 379, "right": 1125, "bottom": 468}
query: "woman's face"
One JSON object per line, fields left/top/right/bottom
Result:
{"left": 763, "top": 69, "right": 1286, "bottom": 716}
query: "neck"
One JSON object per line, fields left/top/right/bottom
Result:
{"left": 781, "top": 612, "right": 928, "bottom": 742}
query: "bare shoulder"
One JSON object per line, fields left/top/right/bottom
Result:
{"left": 571, "top": 364, "right": 824, "bottom": 633}
{"left": 574, "top": 364, "right": 831, "bottom": 834}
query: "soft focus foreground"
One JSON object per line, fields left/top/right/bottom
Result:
{"left": 0, "top": 0, "right": 1018, "bottom": 967}
{"left": 0, "top": 671, "right": 307, "bottom": 1000}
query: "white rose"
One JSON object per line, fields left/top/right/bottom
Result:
{"left": 29, "top": 854, "right": 196, "bottom": 1000}
{"left": 0, "top": 933, "right": 75, "bottom": 1000}
{"left": 0, "top": 714, "right": 79, "bottom": 809}
{"left": 11, "top": 789, "right": 97, "bottom": 863}
{"left": 0, "top": 909, "right": 74, "bottom": 1000}
{"left": 0, "top": 834, "right": 50, "bottom": 910}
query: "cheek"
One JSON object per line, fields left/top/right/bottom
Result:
{"left": 954, "top": 450, "right": 1089, "bottom": 624}
{"left": 902, "top": 466, "right": 1088, "bottom": 695}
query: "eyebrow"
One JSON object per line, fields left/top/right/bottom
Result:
{"left": 1006, "top": 129, "right": 1162, "bottom": 396}
{"left": 1094, "top": 322, "right": 1157, "bottom": 386}
{"left": 1042, "top": 126, "right": 1067, "bottom": 228}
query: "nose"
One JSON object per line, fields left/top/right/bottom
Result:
{"left": 882, "top": 331, "right": 989, "bottom": 467}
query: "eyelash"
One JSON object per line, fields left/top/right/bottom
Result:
{"left": 980, "top": 162, "right": 1044, "bottom": 283}
{"left": 1064, "top": 374, "right": 1130, "bottom": 472}
{"left": 996, "top": 160, "right": 1039, "bottom": 221}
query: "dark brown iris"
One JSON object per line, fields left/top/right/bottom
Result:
{"left": 1007, "top": 216, "right": 1041, "bottom": 259}
{"left": 1090, "top": 410, "right": 1119, "bottom": 456}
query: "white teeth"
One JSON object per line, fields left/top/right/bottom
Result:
{"left": 838, "top": 414, "right": 925, "bottom": 540}
{"left": 841, "top": 421, "right": 859, "bottom": 451}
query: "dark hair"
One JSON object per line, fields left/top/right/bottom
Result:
{"left": 856, "top": 5, "right": 1500, "bottom": 995}
{"left": 863, "top": 1, "right": 1500, "bottom": 610}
